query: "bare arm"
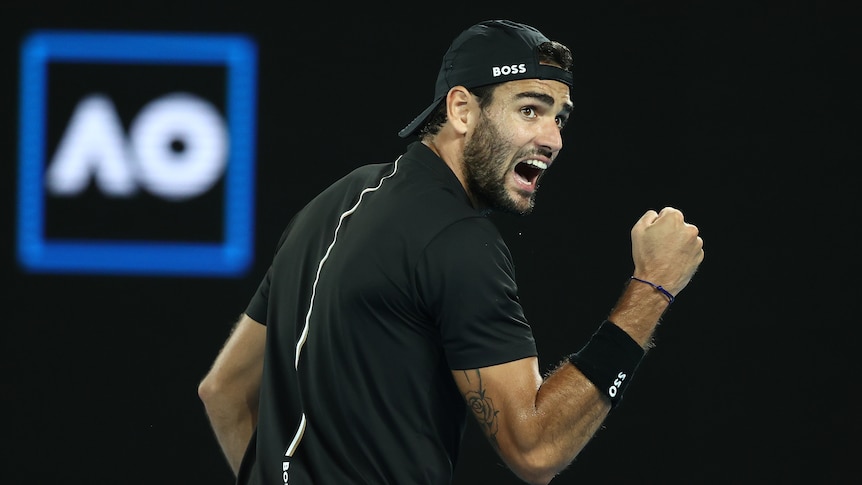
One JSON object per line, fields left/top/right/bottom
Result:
{"left": 198, "top": 313, "right": 266, "bottom": 475}
{"left": 452, "top": 207, "right": 704, "bottom": 485}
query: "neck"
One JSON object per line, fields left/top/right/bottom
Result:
{"left": 421, "top": 138, "right": 480, "bottom": 208}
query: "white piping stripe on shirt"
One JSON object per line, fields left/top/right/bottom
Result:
{"left": 294, "top": 156, "right": 402, "bottom": 368}
{"left": 285, "top": 412, "right": 307, "bottom": 458}
{"left": 284, "top": 156, "right": 403, "bottom": 459}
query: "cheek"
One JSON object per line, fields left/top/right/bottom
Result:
{"left": 501, "top": 111, "right": 539, "bottom": 141}
{"left": 486, "top": 113, "right": 521, "bottom": 142}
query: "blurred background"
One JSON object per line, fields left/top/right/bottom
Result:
{"left": 1, "top": 1, "right": 859, "bottom": 484}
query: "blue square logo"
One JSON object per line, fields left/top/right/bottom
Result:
{"left": 18, "top": 30, "right": 258, "bottom": 277}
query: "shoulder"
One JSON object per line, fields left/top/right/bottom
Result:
{"left": 422, "top": 215, "right": 513, "bottom": 274}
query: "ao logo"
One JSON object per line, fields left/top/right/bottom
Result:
{"left": 48, "top": 92, "right": 227, "bottom": 201}
{"left": 17, "top": 30, "right": 258, "bottom": 277}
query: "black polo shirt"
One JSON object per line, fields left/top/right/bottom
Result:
{"left": 239, "top": 141, "right": 537, "bottom": 484}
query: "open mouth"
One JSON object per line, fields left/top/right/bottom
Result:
{"left": 513, "top": 159, "right": 547, "bottom": 190}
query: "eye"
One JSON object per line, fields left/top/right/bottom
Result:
{"left": 520, "top": 106, "right": 537, "bottom": 118}
{"left": 555, "top": 115, "right": 569, "bottom": 130}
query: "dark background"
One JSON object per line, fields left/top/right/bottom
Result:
{"left": 2, "top": 1, "right": 859, "bottom": 484}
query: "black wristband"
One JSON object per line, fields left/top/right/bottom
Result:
{"left": 568, "top": 320, "right": 645, "bottom": 408}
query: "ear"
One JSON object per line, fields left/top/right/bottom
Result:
{"left": 445, "top": 86, "right": 475, "bottom": 136}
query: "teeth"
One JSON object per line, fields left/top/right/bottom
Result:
{"left": 524, "top": 160, "right": 547, "bottom": 170}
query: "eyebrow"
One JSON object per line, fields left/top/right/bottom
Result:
{"left": 515, "top": 91, "right": 574, "bottom": 117}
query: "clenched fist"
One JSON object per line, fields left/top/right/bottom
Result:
{"left": 630, "top": 207, "right": 704, "bottom": 298}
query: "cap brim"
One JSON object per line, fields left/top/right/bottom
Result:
{"left": 397, "top": 97, "right": 444, "bottom": 138}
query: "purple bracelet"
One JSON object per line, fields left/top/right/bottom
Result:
{"left": 630, "top": 276, "right": 675, "bottom": 303}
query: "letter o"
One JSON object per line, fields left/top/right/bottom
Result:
{"left": 129, "top": 92, "right": 228, "bottom": 201}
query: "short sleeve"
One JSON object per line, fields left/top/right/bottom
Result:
{"left": 416, "top": 217, "right": 537, "bottom": 370}
{"left": 245, "top": 265, "right": 272, "bottom": 325}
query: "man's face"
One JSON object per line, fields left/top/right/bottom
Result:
{"left": 462, "top": 78, "right": 572, "bottom": 215}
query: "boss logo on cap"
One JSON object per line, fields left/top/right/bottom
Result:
{"left": 492, "top": 63, "right": 527, "bottom": 77}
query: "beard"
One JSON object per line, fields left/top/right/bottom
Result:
{"left": 462, "top": 113, "right": 536, "bottom": 215}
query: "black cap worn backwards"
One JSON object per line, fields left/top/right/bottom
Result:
{"left": 397, "top": 19, "right": 574, "bottom": 138}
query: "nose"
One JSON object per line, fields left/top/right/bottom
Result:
{"left": 536, "top": 117, "right": 563, "bottom": 154}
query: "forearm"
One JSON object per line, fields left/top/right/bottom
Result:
{"left": 488, "top": 361, "right": 610, "bottom": 485}
{"left": 500, "top": 284, "right": 671, "bottom": 482}
{"left": 538, "top": 363, "right": 611, "bottom": 467}
{"left": 198, "top": 314, "right": 266, "bottom": 476}
{"left": 203, "top": 396, "right": 259, "bottom": 474}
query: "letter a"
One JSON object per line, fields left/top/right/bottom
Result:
{"left": 46, "top": 94, "right": 137, "bottom": 197}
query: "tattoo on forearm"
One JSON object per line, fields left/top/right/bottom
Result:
{"left": 462, "top": 370, "right": 500, "bottom": 451}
